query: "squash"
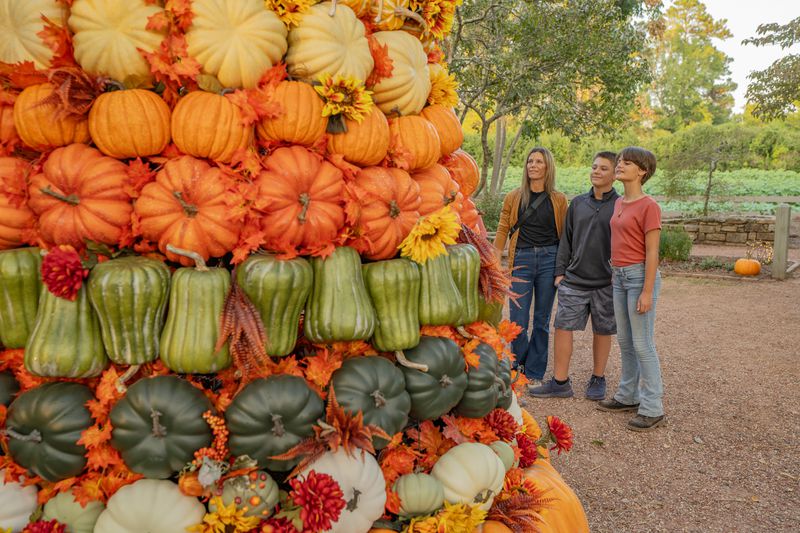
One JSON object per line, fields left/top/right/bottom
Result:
{"left": 0, "top": 0, "right": 66, "bottom": 68}
{"left": 209, "top": 470, "right": 279, "bottom": 519}
{"left": 411, "top": 163, "right": 463, "bottom": 217}
{"left": 0, "top": 371, "right": 19, "bottom": 407}
{"left": 459, "top": 196, "right": 483, "bottom": 234}
{"left": 418, "top": 253, "right": 463, "bottom": 326}
{"left": 69, "top": 0, "right": 166, "bottom": 82}
{"left": 226, "top": 375, "right": 324, "bottom": 472}
{"left": 478, "top": 521, "right": 514, "bottom": 533}
{"left": 453, "top": 342, "right": 499, "bottom": 419}
{"left": 363, "top": 258, "right": 420, "bottom": 352}
{"left": 393, "top": 472, "right": 444, "bottom": 518}
{"left": 734, "top": 258, "right": 761, "bottom": 276}
{"left": 443, "top": 149, "right": 479, "bottom": 197}
{"left": 523, "top": 460, "right": 591, "bottom": 533}
{"left": 0, "top": 247, "right": 41, "bottom": 349}
{"left": 25, "top": 285, "right": 109, "bottom": 378}
{"left": 5, "top": 382, "right": 94, "bottom": 481}
{"left": 506, "top": 391, "right": 524, "bottom": 427}
{"left": 0, "top": 157, "right": 36, "bottom": 250}
{"left": 478, "top": 294, "right": 503, "bottom": 327}
{"left": 186, "top": 0, "right": 287, "bottom": 89}
{"left": 388, "top": 115, "right": 441, "bottom": 171}
{"left": 256, "top": 80, "right": 327, "bottom": 146}
{"left": 420, "top": 105, "right": 463, "bottom": 157}
{"left": 0, "top": 469, "right": 38, "bottom": 533}
{"left": 447, "top": 244, "right": 480, "bottom": 326}
{"left": 370, "top": 0, "right": 417, "bottom": 31}
{"left": 286, "top": 2, "right": 373, "bottom": 83}
{"left": 94, "top": 479, "right": 206, "bottom": 533}
{"left": 87, "top": 256, "right": 171, "bottom": 365}
{"left": 495, "top": 357, "right": 513, "bottom": 410}
{"left": 0, "top": 100, "right": 18, "bottom": 147}
{"left": 159, "top": 247, "right": 231, "bottom": 374}
{"left": 42, "top": 492, "right": 104, "bottom": 533}
{"left": 304, "top": 246, "right": 377, "bottom": 343}
{"left": 236, "top": 253, "right": 313, "bottom": 357}
{"left": 489, "top": 441, "right": 516, "bottom": 472}
{"left": 430, "top": 442, "right": 505, "bottom": 511}
{"left": 330, "top": 356, "right": 411, "bottom": 449}
{"left": 13, "top": 84, "right": 90, "bottom": 151}
{"left": 326, "top": 105, "right": 390, "bottom": 166}
{"left": 397, "top": 336, "right": 467, "bottom": 421}
{"left": 88, "top": 87, "right": 171, "bottom": 159}
{"left": 370, "top": 31, "right": 430, "bottom": 116}
{"left": 110, "top": 375, "right": 213, "bottom": 479}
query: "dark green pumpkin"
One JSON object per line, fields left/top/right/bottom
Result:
{"left": 495, "top": 357, "right": 513, "bottom": 410}
{"left": 0, "top": 371, "right": 19, "bottom": 407}
{"left": 363, "top": 258, "right": 420, "bottom": 352}
{"left": 25, "top": 286, "right": 108, "bottom": 378}
{"left": 304, "top": 246, "right": 376, "bottom": 343}
{"left": 447, "top": 244, "right": 480, "bottom": 326}
{"left": 330, "top": 356, "right": 411, "bottom": 449}
{"left": 110, "top": 375, "right": 213, "bottom": 479}
{"left": 0, "top": 247, "right": 41, "bottom": 348}
{"left": 88, "top": 256, "right": 171, "bottom": 365}
{"left": 226, "top": 375, "right": 324, "bottom": 471}
{"left": 477, "top": 294, "right": 503, "bottom": 326}
{"left": 398, "top": 336, "right": 467, "bottom": 420}
{"left": 236, "top": 254, "right": 312, "bottom": 356}
{"left": 5, "top": 382, "right": 93, "bottom": 481}
{"left": 418, "top": 254, "right": 463, "bottom": 326}
{"left": 453, "top": 342, "right": 499, "bottom": 419}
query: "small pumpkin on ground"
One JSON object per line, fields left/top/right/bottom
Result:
{"left": 523, "top": 460, "right": 591, "bottom": 533}
{"left": 734, "top": 257, "right": 761, "bottom": 276}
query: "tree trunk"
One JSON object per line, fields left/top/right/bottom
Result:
{"left": 703, "top": 159, "right": 717, "bottom": 217}
{"left": 475, "top": 120, "right": 493, "bottom": 197}
{"left": 499, "top": 119, "right": 527, "bottom": 193}
{"left": 490, "top": 117, "right": 506, "bottom": 194}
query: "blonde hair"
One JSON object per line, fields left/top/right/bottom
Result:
{"left": 520, "top": 147, "right": 556, "bottom": 207}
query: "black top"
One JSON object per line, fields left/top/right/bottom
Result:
{"left": 517, "top": 191, "right": 559, "bottom": 248}
{"left": 555, "top": 187, "right": 620, "bottom": 289}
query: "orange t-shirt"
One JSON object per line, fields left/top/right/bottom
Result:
{"left": 610, "top": 195, "right": 661, "bottom": 267}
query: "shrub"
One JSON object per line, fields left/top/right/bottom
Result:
{"left": 699, "top": 258, "right": 734, "bottom": 271}
{"left": 659, "top": 227, "right": 692, "bottom": 261}
{"left": 474, "top": 192, "right": 504, "bottom": 233}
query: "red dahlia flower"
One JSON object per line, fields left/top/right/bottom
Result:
{"left": 41, "top": 245, "right": 88, "bottom": 301}
{"left": 546, "top": 415, "right": 574, "bottom": 455}
{"left": 289, "top": 470, "right": 346, "bottom": 531}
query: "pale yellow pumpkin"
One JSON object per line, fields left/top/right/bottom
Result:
{"left": 370, "top": 0, "right": 422, "bottom": 31}
{"left": 334, "top": 0, "right": 370, "bottom": 18}
{"left": 286, "top": 2, "right": 374, "bottom": 83}
{"left": 370, "top": 31, "right": 431, "bottom": 116}
{"left": 0, "top": 0, "right": 67, "bottom": 68}
{"left": 69, "top": 0, "right": 166, "bottom": 82}
{"left": 187, "top": 0, "right": 287, "bottom": 89}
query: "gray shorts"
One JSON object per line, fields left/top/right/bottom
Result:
{"left": 553, "top": 283, "right": 616, "bottom": 335}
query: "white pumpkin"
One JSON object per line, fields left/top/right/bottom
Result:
{"left": 430, "top": 442, "right": 506, "bottom": 511}
{"left": 93, "top": 479, "right": 205, "bottom": 533}
{"left": 370, "top": 31, "right": 431, "bottom": 116}
{"left": 489, "top": 440, "right": 518, "bottom": 473}
{"left": 186, "top": 0, "right": 287, "bottom": 89}
{"left": 69, "top": 0, "right": 167, "bottom": 82}
{"left": 506, "top": 390, "right": 524, "bottom": 426}
{"left": 42, "top": 492, "right": 104, "bottom": 533}
{"left": 0, "top": 0, "right": 67, "bottom": 68}
{"left": 299, "top": 449, "right": 386, "bottom": 533}
{"left": 286, "top": 2, "right": 374, "bottom": 83}
{"left": 0, "top": 470, "right": 38, "bottom": 533}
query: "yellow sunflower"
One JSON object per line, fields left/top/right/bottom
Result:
{"left": 189, "top": 496, "right": 261, "bottom": 533}
{"left": 314, "top": 73, "right": 374, "bottom": 123}
{"left": 264, "top": 0, "right": 316, "bottom": 28}
{"left": 435, "top": 501, "right": 487, "bottom": 533}
{"left": 398, "top": 205, "right": 462, "bottom": 264}
{"left": 428, "top": 64, "right": 459, "bottom": 108}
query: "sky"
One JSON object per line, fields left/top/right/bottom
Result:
{"left": 687, "top": 0, "right": 800, "bottom": 112}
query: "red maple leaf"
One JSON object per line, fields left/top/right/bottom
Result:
{"left": 37, "top": 15, "right": 77, "bottom": 68}
{"left": 366, "top": 36, "right": 394, "bottom": 87}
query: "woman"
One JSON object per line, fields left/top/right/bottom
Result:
{"left": 493, "top": 147, "right": 567, "bottom": 387}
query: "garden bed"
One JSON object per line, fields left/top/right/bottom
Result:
{"left": 659, "top": 255, "right": 781, "bottom": 280}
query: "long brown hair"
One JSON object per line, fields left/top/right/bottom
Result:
{"left": 520, "top": 147, "right": 556, "bottom": 207}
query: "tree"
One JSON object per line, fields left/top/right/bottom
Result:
{"left": 744, "top": 17, "right": 800, "bottom": 120}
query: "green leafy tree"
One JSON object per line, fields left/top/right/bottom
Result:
{"left": 744, "top": 16, "right": 800, "bottom": 120}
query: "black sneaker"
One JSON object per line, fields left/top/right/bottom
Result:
{"left": 585, "top": 375, "right": 606, "bottom": 401}
{"left": 627, "top": 414, "right": 666, "bottom": 432}
{"left": 530, "top": 377, "right": 574, "bottom": 398}
{"left": 596, "top": 398, "right": 639, "bottom": 412}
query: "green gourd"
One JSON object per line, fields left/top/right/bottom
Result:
{"left": 496, "top": 356, "right": 513, "bottom": 410}
{"left": 447, "top": 244, "right": 480, "bottom": 325}
{"left": 478, "top": 294, "right": 504, "bottom": 326}
{"left": 418, "top": 253, "right": 463, "bottom": 326}
{"left": 0, "top": 371, "right": 19, "bottom": 407}
{"left": 453, "top": 342, "right": 499, "bottom": 419}
{"left": 0, "top": 247, "right": 41, "bottom": 348}
{"left": 363, "top": 258, "right": 420, "bottom": 352}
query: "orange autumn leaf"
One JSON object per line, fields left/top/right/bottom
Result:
{"left": 37, "top": 15, "right": 77, "bottom": 68}
{"left": 462, "top": 339, "right": 481, "bottom": 370}
{"left": 497, "top": 319, "right": 523, "bottom": 344}
{"left": 166, "top": 0, "right": 194, "bottom": 31}
{"left": 72, "top": 476, "right": 104, "bottom": 506}
{"left": 378, "top": 444, "right": 418, "bottom": 486}
{"left": 78, "top": 424, "right": 112, "bottom": 449}
{"left": 365, "top": 36, "right": 393, "bottom": 87}
{"left": 146, "top": 10, "right": 170, "bottom": 31}
{"left": 86, "top": 443, "right": 123, "bottom": 471}
{"left": 125, "top": 158, "right": 156, "bottom": 198}
{"left": 0, "top": 61, "right": 48, "bottom": 89}
{"left": 420, "top": 325, "right": 458, "bottom": 343}
{"left": 268, "top": 355, "right": 303, "bottom": 377}
{"left": 406, "top": 420, "right": 454, "bottom": 469}
{"left": 304, "top": 349, "right": 344, "bottom": 392}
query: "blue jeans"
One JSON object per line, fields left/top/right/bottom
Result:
{"left": 611, "top": 263, "right": 664, "bottom": 417}
{"left": 509, "top": 245, "right": 558, "bottom": 380}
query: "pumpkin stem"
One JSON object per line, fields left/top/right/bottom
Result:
{"left": 370, "top": 390, "right": 387, "bottom": 408}
{"left": 439, "top": 374, "right": 453, "bottom": 387}
{"left": 115, "top": 364, "right": 141, "bottom": 394}
{"left": 389, "top": 200, "right": 401, "bottom": 218}
{"left": 456, "top": 326, "right": 475, "bottom": 339}
{"left": 328, "top": 0, "right": 338, "bottom": 17}
{"left": 173, "top": 191, "right": 199, "bottom": 217}
{"left": 297, "top": 193, "right": 311, "bottom": 224}
{"left": 105, "top": 79, "right": 126, "bottom": 92}
{"left": 444, "top": 191, "right": 457, "bottom": 206}
{"left": 3, "top": 427, "right": 42, "bottom": 443}
{"left": 150, "top": 408, "right": 167, "bottom": 438}
{"left": 326, "top": 114, "right": 348, "bottom": 134}
{"left": 494, "top": 376, "right": 508, "bottom": 395}
{"left": 271, "top": 414, "right": 286, "bottom": 437}
{"left": 473, "top": 488, "right": 493, "bottom": 504}
{"left": 394, "top": 350, "right": 429, "bottom": 372}
{"left": 346, "top": 488, "right": 362, "bottom": 512}
{"left": 166, "top": 244, "right": 208, "bottom": 271}
{"left": 374, "top": 0, "right": 384, "bottom": 23}
{"left": 40, "top": 185, "right": 79, "bottom": 206}
{"left": 395, "top": 7, "right": 428, "bottom": 31}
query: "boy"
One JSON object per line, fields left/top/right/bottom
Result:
{"left": 530, "top": 151, "right": 618, "bottom": 400}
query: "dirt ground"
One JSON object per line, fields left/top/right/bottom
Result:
{"left": 517, "top": 249, "right": 800, "bottom": 532}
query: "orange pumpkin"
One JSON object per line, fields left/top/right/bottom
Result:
{"left": 327, "top": 105, "right": 390, "bottom": 167}
{"left": 734, "top": 258, "right": 761, "bottom": 276}
{"left": 0, "top": 101, "right": 19, "bottom": 147}
{"left": 523, "top": 460, "right": 591, "bottom": 533}
{"left": 0, "top": 157, "right": 35, "bottom": 249}
{"left": 354, "top": 166, "right": 421, "bottom": 260}
{"left": 389, "top": 115, "right": 441, "bottom": 171}
{"left": 253, "top": 146, "right": 346, "bottom": 256}
{"left": 477, "top": 521, "right": 514, "bottom": 532}
{"left": 171, "top": 91, "right": 252, "bottom": 163}
{"left": 420, "top": 104, "right": 463, "bottom": 156}
{"left": 13, "top": 84, "right": 90, "bottom": 152}
{"left": 444, "top": 149, "right": 480, "bottom": 197}
{"left": 411, "top": 163, "right": 463, "bottom": 217}
{"left": 459, "top": 197, "right": 483, "bottom": 233}
{"left": 256, "top": 80, "right": 327, "bottom": 146}
{"left": 135, "top": 156, "right": 240, "bottom": 265}
{"left": 27, "top": 144, "right": 132, "bottom": 249}
{"left": 89, "top": 87, "right": 171, "bottom": 158}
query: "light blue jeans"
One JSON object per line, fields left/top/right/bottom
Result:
{"left": 611, "top": 263, "right": 664, "bottom": 417}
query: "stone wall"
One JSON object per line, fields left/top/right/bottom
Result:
{"left": 663, "top": 215, "right": 775, "bottom": 245}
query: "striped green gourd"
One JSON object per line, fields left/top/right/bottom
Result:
{"left": 478, "top": 294, "right": 503, "bottom": 326}
{"left": 304, "top": 246, "right": 376, "bottom": 343}
{"left": 236, "top": 254, "right": 312, "bottom": 356}
{"left": 0, "top": 247, "right": 41, "bottom": 348}
{"left": 159, "top": 246, "right": 231, "bottom": 374}
{"left": 87, "top": 256, "right": 171, "bottom": 365}
{"left": 418, "top": 253, "right": 463, "bottom": 326}
{"left": 447, "top": 244, "right": 480, "bottom": 326}
{"left": 363, "top": 258, "right": 420, "bottom": 352}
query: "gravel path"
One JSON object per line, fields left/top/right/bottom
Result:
{"left": 519, "top": 274, "right": 800, "bottom": 532}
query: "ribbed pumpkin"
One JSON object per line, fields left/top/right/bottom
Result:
{"left": 42, "top": 492, "right": 105, "bottom": 533}
{"left": 523, "top": 460, "right": 591, "bottom": 533}
{"left": 420, "top": 105, "right": 463, "bottom": 156}
{"left": 0, "top": 157, "right": 35, "bottom": 250}
{"left": 335, "top": 0, "right": 370, "bottom": 17}
{"left": 393, "top": 472, "right": 445, "bottom": 518}
{"left": 444, "top": 149, "right": 480, "bottom": 197}
{"left": 734, "top": 258, "right": 761, "bottom": 276}
{"left": 389, "top": 115, "right": 441, "bottom": 171}
{"left": 171, "top": 91, "right": 253, "bottom": 163}
{"left": 254, "top": 146, "right": 346, "bottom": 255}
{"left": 370, "top": 0, "right": 416, "bottom": 32}
{"left": 89, "top": 87, "right": 171, "bottom": 158}
{"left": 460, "top": 197, "right": 483, "bottom": 233}
{"left": 0, "top": 469, "right": 38, "bottom": 532}
{"left": 0, "top": 372, "right": 19, "bottom": 407}
{"left": 430, "top": 442, "right": 506, "bottom": 511}
{"left": 256, "top": 81, "right": 327, "bottom": 146}
{"left": 0, "top": 0, "right": 67, "bottom": 68}
{"left": 370, "top": 31, "right": 431, "bottom": 116}
{"left": 286, "top": 2, "right": 374, "bottom": 83}
{"left": 354, "top": 166, "right": 421, "bottom": 260}
{"left": 398, "top": 336, "right": 467, "bottom": 420}
{"left": 0, "top": 247, "right": 42, "bottom": 349}
{"left": 327, "top": 105, "right": 390, "bottom": 166}
{"left": 135, "top": 156, "right": 240, "bottom": 265}
{"left": 453, "top": 342, "right": 499, "bottom": 419}
{"left": 27, "top": 144, "right": 132, "bottom": 249}
{"left": 0, "top": 100, "right": 19, "bottom": 146}
{"left": 186, "top": 0, "right": 287, "bottom": 89}
{"left": 13, "top": 84, "right": 90, "bottom": 151}
{"left": 411, "top": 163, "right": 463, "bottom": 217}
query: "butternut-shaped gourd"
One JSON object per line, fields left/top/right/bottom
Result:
{"left": 0, "top": 247, "right": 41, "bottom": 348}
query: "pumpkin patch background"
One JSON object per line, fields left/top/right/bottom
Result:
{"left": 0, "top": 1, "right": 586, "bottom": 532}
